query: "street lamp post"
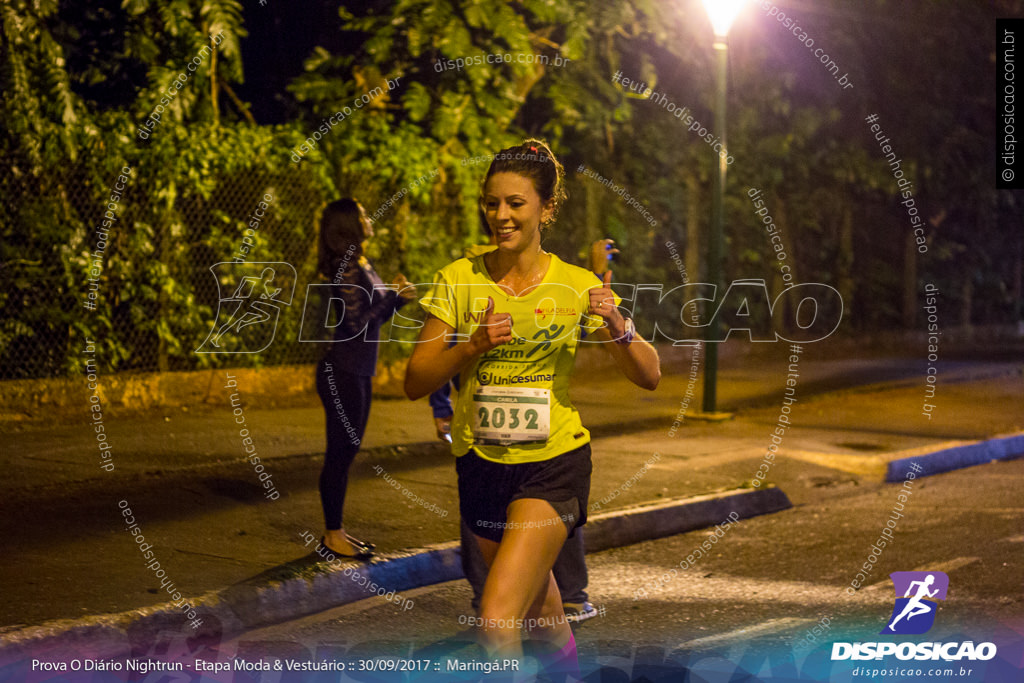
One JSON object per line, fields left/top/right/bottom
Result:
{"left": 700, "top": 0, "right": 745, "bottom": 415}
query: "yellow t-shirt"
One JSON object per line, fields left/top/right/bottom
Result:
{"left": 420, "top": 253, "right": 618, "bottom": 464}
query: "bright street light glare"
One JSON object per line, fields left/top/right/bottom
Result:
{"left": 701, "top": 0, "right": 747, "bottom": 38}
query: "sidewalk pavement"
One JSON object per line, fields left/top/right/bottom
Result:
{"left": 1, "top": 346, "right": 1021, "bottom": 663}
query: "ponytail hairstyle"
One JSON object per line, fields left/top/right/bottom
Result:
{"left": 482, "top": 138, "right": 567, "bottom": 226}
{"left": 318, "top": 198, "right": 364, "bottom": 278}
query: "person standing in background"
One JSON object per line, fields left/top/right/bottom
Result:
{"left": 315, "top": 198, "right": 415, "bottom": 558}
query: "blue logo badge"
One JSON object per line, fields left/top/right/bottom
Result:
{"left": 881, "top": 571, "right": 949, "bottom": 635}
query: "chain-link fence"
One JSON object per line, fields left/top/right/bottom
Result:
{"left": 0, "top": 156, "right": 331, "bottom": 380}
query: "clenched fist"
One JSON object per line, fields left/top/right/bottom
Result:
{"left": 588, "top": 270, "right": 626, "bottom": 338}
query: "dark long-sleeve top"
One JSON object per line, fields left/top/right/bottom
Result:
{"left": 320, "top": 256, "right": 406, "bottom": 376}
{"left": 428, "top": 382, "right": 453, "bottom": 419}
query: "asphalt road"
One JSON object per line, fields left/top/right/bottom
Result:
{"left": 1, "top": 353, "right": 1020, "bottom": 628}
{"left": 218, "top": 455, "right": 1024, "bottom": 681}
{"left": 1, "top": 349, "right": 1021, "bottom": 683}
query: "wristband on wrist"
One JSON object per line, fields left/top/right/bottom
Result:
{"left": 614, "top": 316, "right": 636, "bottom": 345}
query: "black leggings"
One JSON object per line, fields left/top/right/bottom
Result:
{"left": 316, "top": 361, "right": 371, "bottom": 530}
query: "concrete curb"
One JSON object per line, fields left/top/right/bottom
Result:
{"left": 585, "top": 486, "right": 792, "bottom": 552}
{"left": 0, "top": 487, "right": 790, "bottom": 664}
{"left": 886, "top": 432, "right": 1024, "bottom": 482}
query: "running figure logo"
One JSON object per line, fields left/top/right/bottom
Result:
{"left": 197, "top": 262, "right": 296, "bottom": 354}
{"left": 881, "top": 571, "right": 949, "bottom": 635}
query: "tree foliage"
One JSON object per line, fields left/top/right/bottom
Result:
{"left": 1, "top": 0, "right": 1018, "bottom": 379}
{"left": 0, "top": 0, "right": 330, "bottom": 378}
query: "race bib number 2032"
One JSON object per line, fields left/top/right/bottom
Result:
{"left": 471, "top": 386, "right": 550, "bottom": 446}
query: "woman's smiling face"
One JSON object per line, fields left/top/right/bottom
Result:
{"left": 481, "top": 172, "right": 553, "bottom": 252}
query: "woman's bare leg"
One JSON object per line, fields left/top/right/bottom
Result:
{"left": 474, "top": 498, "right": 572, "bottom": 657}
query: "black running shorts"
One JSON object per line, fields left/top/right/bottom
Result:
{"left": 456, "top": 443, "right": 592, "bottom": 543}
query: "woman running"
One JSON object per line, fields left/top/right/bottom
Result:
{"left": 404, "top": 140, "right": 660, "bottom": 674}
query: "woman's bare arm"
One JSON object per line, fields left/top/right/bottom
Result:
{"left": 404, "top": 298, "right": 512, "bottom": 400}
